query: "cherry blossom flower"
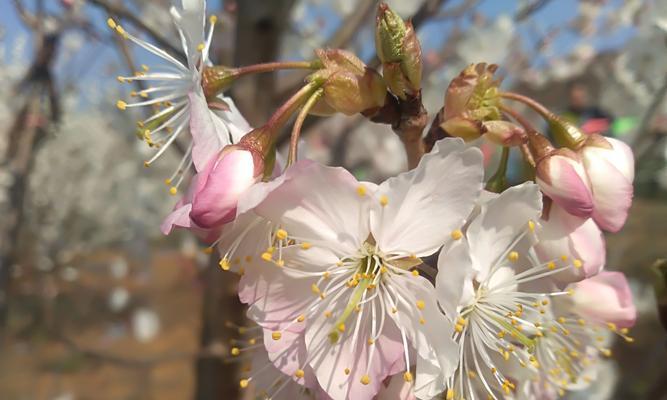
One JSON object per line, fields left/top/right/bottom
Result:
{"left": 238, "top": 138, "right": 484, "bottom": 400}
{"left": 434, "top": 182, "right": 586, "bottom": 399}
{"left": 109, "top": 0, "right": 251, "bottom": 184}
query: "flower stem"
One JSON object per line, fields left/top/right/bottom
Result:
{"left": 499, "top": 92, "right": 553, "bottom": 119}
{"left": 485, "top": 146, "right": 510, "bottom": 193}
{"left": 234, "top": 60, "right": 321, "bottom": 77}
{"left": 287, "top": 88, "right": 324, "bottom": 166}
{"left": 267, "top": 81, "right": 321, "bottom": 133}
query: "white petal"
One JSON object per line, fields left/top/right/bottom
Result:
{"left": 466, "top": 182, "right": 542, "bottom": 278}
{"left": 386, "top": 275, "right": 459, "bottom": 385}
{"left": 436, "top": 237, "right": 474, "bottom": 318}
{"left": 170, "top": 0, "right": 206, "bottom": 70}
{"left": 305, "top": 308, "right": 404, "bottom": 400}
{"left": 253, "top": 162, "right": 371, "bottom": 256}
{"left": 214, "top": 95, "right": 253, "bottom": 143}
{"left": 188, "top": 90, "right": 232, "bottom": 171}
{"left": 371, "top": 138, "right": 484, "bottom": 257}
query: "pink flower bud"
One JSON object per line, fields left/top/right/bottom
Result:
{"left": 535, "top": 149, "right": 593, "bottom": 218}
{"left": 189, "top": 145, "right": 261, "bottom": 229}
{"left": 580, "top": 135, "right": 634, "bottom": 232}
{"left": 534, "top": 203, "right": 605, "bottom": 285}
{"left": 572, "top": 271, "right": 637, "bottom": 329}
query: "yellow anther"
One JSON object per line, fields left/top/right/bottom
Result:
{"left": 219, "top": 258, "right": 231, "bottom": 271}
{"left": 116, "top": 100, "right": 127, "bottom": 110}
{"left": 411, "top": 269, "right": 419, "bottom": 277}
{"left": 140, "top": 91, "right": 149, "bottom": 98}
{"left": 209, "top": 15, "right": 218, "bottom": 24}
{"left": 295, "top": 369, "right": 305, "bottom": 378}
{"left": 337, "top": 323, "right": 346, "bottom": 333}
{"left": 455, "top": 324, "right": 464, "bottom": 333}
{"left": 403, "top": 371, "right": 413, "bottom": 382}
{"left": 380, "top": 266, "right": 388, "bottom": 274}
{"left": 143, "top": 161, "right": 150, "bottom": 168}
{"left": 391, "top": 307, "right": 398, "bottom": 314}
{"left": 297, "top": 314, "right": 305, "bottom": 322}
{"left": 606, "top": 322, "right": 617, "bottom": 331}
{"left": 115, "top": 25, "right": 126, "bottom": 38}
{"left": 301, "top": 242, "right": 312, "bottom": 250}
{"left": 276, "top": 229, "right": 288, "bottom": 240}
{"left": 323, "top": 271, "right": 330, "bottom": 279}
{"left": 573, "top": 259, "right": 583, "bottom": 268}
{"left": 197, "top": 43, "right": 205, "bottom": 52}
{"left": 451, "top": 229, "right": 463, "bottom": 240}
{"left": 141, "top": 64, "right": 149, "bottom": 72}
{"left": 169, "top": 187, "right": 178, "bottom": 195}
{"left": 367, "top": 338, "right": 375, "bottom": 345}
{"left": 547, "top": 261, "right": 556, "bottom": 270}
{"left": 344, "top": 368, "right": 350, "bottom": 375}
{"left": 379, "top": 195, "right": 389, "bottom": 206}
{"left": 560, "top": 255, "right": 568, "bottom": 262}
{"left": 261, "top": 252, "right": 272, "bottom": 262}
{"left": 107, "top": 18, "right": 117, "bottom": 29}
{"left": 497, "top": 331, "right": 506, "bottom": 339}
{"left": 164, "top": 178, "right": 172, "bottom": 186}
{"left": 360, "top": 375, "right": 371, "bottom": 385}
{"left": 202, "top": 247, "right": 213, "bottom": 255}
{"left": 248, "top": 338, "right": 256, "bottom": 345}
{"left": 508, "top": 251, "right": 519, "bottom": 262}
{"left": 541, "top": 299, "right": 549, "bottom": 306}
{"left": 275, "top": 259, "right": 285, "bottom": 267}
{"left": 416, "top": 300, "right": 425, "bottom": 310}
{"left": 239, "top": 379, "right": 249, "bottom": 388}
{"left": 446, "top": 389, "right": 455, "bottom": 400}
{"left": 356, "top": 185, "right": 367, "bottom": 197}
{"left": 324, "top": 311, "right": 332, "bottom": 318}
{"left": 311, "top": 284, "right": 320, "bottom": 295}
{"left": 419, "top": 317, "right": 425, "bottom": 325}
{"left": 558, "top": 317, "right": 566, "bottom": 324}
{"left": 457, "top": 317, "right": 467, "bottom": 325}
{"left": 271, "top": 331, "right": 282, "bottom": 341}
{"left": 528, "top": 220, "right": 536, "bottom": 232}
{"left": 230, "top": 347, "right": 240, "bottom": 356}
{"left": 117, "top": 76, "right": 126, "bottom": 83}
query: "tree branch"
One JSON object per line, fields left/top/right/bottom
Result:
{"left": 86, "top": 0, "right": 186, "bottom": 62}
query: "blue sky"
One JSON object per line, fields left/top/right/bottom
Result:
{"left": 0, "top": 0, "right": 635, "bottom": 92}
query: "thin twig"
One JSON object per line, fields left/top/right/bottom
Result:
{"left": 87, "top": 0, "right": 185, "bottom": 62}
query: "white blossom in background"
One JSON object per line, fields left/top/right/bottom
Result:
{"left": 132, "top": 307, "right": 161, "bottom": 342}
{"left": 456, "top": 15, "right": 515, "bottom": 66}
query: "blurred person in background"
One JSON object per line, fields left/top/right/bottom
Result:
{"left": 561, "top": 80, "right": 615, "bottom": 137}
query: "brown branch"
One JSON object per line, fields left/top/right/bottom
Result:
{"left": 86, "top": 0, "right": 186, "bottom": 62}
{"left": 12, "top": 0, "right": 39, "bottom": 30}
{"left": 514, "top": 0, "right": 553, "bottom": 22}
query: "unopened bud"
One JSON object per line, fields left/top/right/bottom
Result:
{"left": 535, "top": 148, "right": 594, "bottom": 218}
{"left": 189, "top": 143, "right": 261, "bottom": 229}
{"left": 375, "top": 3, "right": 422, "bottom": 99}
{"left": 309, "top": 49, "right": 387, "bottom": 116}
{"left": 440, "top": 63, "right": 503, "bottom": 141}
{"left": 202, "top": 66, "right": 237, "bottom": 99}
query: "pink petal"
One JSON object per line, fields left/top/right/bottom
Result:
{"left": 190, "top": 148, "right": 257, "bottom": 229}
{"left": 572, "top": 271, "right": 636, "bottom": 328}
{"left": 583, "top": 148, "right": 634, "bottom": 233}
{"left": 535, "top": 203, "right": 605, "bottom": 285}
{"left": 537, "top": 154, "right": 593, "bottom": 218}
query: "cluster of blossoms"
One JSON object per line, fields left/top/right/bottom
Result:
{"left": 113, "top": 1, "right": 637, "bottom": 399}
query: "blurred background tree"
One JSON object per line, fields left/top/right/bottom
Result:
{"left": 0, "top": 0, "right": 666, "bottom": 399}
